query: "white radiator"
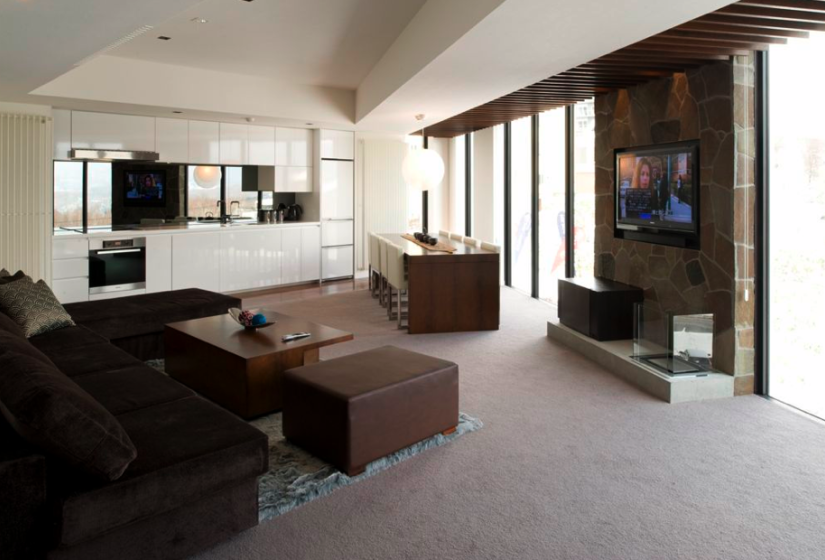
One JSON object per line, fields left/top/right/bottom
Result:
{"left": 359, "top": 138, "right": 409, "bottom": 270}
{"left": 0, "top": 113, "right": 53, "bottom": 282}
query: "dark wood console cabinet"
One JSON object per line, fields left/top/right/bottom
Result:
{"left": 558, "top": 277, "right": 644, "bottom": 341}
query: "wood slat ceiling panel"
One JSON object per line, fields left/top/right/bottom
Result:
{"left": 424, "top": 0, "right": 825, "bottom": 138}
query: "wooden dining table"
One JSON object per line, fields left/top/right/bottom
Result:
{"left": 381, "top": 234, "right": 500, "bottom": 334}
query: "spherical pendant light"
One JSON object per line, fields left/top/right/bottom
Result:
{"left": 402, "top": 114, "right": 444, "bottom": 192}
{"left": 193, "top": 165, "right": 221, "bottom": 189}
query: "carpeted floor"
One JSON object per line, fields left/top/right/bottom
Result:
{"left": 193, "top": 287, "right": 825, "bottom": 560}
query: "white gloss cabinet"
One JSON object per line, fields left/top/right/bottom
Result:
{"left": 220, "top": 229, "right": 282, "bottom": 291}
{"left": 320, "top": 160, "right": 354, "bottom": 220}
{"left": 275, "top": 166, "right": 312, "bottom": 193}
{"left": 301, "top": 226, "right": 321, "bottom": 282}
{"left": 219, "top": 123, "right": 248, "bottom": 165}
{"left": 71, "top": 112, "right": 156, "bottom": 152}
{"left": 53, "top": 109, "right": 72, "bottom": 159}
{"left": 52, "top": 237, "right": 89, "bottom": 304}
{"left": 319, "top": 129, "right": 354, "bottom": 160}
{"left": 146, "top": 235, "right": 172, "bottom": 293}
{"left": 247, "top": 125, "right": 276, "bottom": 166}
{"left": 321, "top": 247, "right": 353, "bottom": 280}
{"left": 276, "top": 127, "right": 312, "bottom": 166}
{"left": 155, "top": 118, "right": 188, "bottom": 163}
{"left": 321, "top": 220, "right": 353, "bottom": 247}
{"left": 172, "top": 232, "right": 221, "bottom": 291}
{"left": 188, "top": 121, "right": 220, "bottom": 164}
{"left": 281, "top": 227, "right": 302, "bottom": 285}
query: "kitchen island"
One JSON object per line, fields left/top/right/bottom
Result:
{"left": 381, "top": 234, "right": 500, "bottom": 334}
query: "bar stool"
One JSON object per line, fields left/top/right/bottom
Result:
{"left": 438, "top": 229, "right": 450, "bottom": 238}
{"left": 463, "top": 236, "right": 479, "bottom": 248}
{"left": 449, "top": 232, "right": 463, "bottom": 242}
{"left": 378, "top": 236, "right": 389, "bottom": 307}
{"left": 385, "top": 243, "right": 409, "bottom": 327}
{"left": 368, "top": 233, "right": 381, "bottom": 298}
{"left": 481, "top": 241, "right": 500, "bottom": 252}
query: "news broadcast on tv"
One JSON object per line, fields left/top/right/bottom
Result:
{"left": 616, "top": 148, "right": 694, "bottom": 232}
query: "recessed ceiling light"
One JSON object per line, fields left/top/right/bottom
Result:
{"left": 241, "top": 0, "right": 254, "bottom": 3}
{"left": 306, "top": 123, "right": 314, "bottom": 126}
{"left": 157, "top": 36, "right": 171, "bottom": 41}
{"left": 172, "top": 111, "right": 183, "bottom": 114}
{"left": 191, "top": 17, "right": 209, "bottom": 24}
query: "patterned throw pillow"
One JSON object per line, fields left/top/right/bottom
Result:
{"left": 0, "top": 269, "right": 28, "bottom": 285}
{"left": 0, "top": 278, "right": 75, "bottom": 338}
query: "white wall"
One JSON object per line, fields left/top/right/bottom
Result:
{"left": 425, "top": 137, "right": 449, "bottom": 234}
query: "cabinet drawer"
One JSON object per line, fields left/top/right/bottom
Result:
{"left": 322, "top": 220, "right": 353, "bottom": 247}
{"left": 53, "top": 258, "right": 88, "bottom": 280}
{"left": 52, "top": 278, "right": 89, "bottom": 304}
{"left": 53, "top": 238, "right": 89, "bottom": 259}
{"left": 322, "top": 246, "right": 353, "bottom": 280}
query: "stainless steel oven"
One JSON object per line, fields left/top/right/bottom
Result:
{"left": 88, "top": 238, "right": 146, "bottom": 295}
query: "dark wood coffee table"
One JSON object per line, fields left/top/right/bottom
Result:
{"left": 164, "top": 312, "right": 353, "bottom": 419}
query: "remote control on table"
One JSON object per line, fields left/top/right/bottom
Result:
{"left": 282, "top": 332, "right": 311, "bottom": 342}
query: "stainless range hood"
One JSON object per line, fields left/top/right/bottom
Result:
{"left": 69, "top": 149, "right": 159, "bottom": 162}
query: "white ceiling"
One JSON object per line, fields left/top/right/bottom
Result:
{"left": 109, "top": 0, "right": 428, "bottom": 89}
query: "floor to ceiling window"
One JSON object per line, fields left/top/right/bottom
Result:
{"left": 493, "top": 124, "right": 506, "bottom": 283}
{"left": 573, "top": 99, "right": 596, "bottom": 277}
{"left": 510, "top": 116, "right": 533, "bottom": 294}
{"left": 768, "top": 35, "right": 825, "bottom": 419}
{"left": 450, "top": 135, "right": 466, "bottom": 234}
{"left": 537, "top": 108, "right": 566, "bottom": 303}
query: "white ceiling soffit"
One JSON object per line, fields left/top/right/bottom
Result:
{"left": 31, "top": 56, "right": 355, "bottom": 128}
{"left": 109, "top": 0, "right": 429, "bottom": 90}
{"left": 355, "top": 0, "right": 737, "bottom": 134}
{"left": 0, "top": 0, "right": 203, "bottom": 101}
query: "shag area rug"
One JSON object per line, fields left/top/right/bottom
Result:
{"left": 147, "top": 359, "right": 482, "bottom": 522}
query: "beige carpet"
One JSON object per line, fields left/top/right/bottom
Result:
{"left": 193, "top": 287, "right": 825, "bottom": 560}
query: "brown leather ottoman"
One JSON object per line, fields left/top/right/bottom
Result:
{"left": 282, "top": 345, "right": 459, "bottom": 476}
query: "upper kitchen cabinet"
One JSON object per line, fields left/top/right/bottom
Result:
{"left": 274, "top": 166, "right": 313, "bottom": 193}
{"left": 71, "top": 111, "right": 155, "bottom": 152}
{"left": 155, "top": 118, "right": 188, "bottom": 163}
{"left": 219, "top": 123, "right": 248, "bottom": 165}
{"left": 247, "top": 125, "right": 276, "bottom": 166}
{"left": 318, "top": 129, "right": 354, "bottom": 161}
{"left": 275, "top": 127, "right": 312, "bottom": 166}
{"left": 188, "top": 120, "right": 220, "bottom": 164}
{"left": 53, "top": 109, "right": 71, "bottom": 160}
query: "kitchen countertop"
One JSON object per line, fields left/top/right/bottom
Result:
{"left": 53, "top": 220, "right": 320, "bottom": 239}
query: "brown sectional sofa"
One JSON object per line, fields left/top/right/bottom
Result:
{"left": 0, "top": 289, "right": 268, "bottom": 560}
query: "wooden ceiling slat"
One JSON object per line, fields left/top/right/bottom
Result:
{"left": 698, "top": 13, "right": 825, "bottom": 30}
{"left": 679, "top": 20, "right": 810, "bottom": 37}
{"left": 424, "top": 0, "right": 825, "bottom": 138}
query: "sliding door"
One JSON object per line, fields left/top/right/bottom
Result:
{"left": 768, "top": 36, "right": 825, "bottom": 418}
{"left": 510, "top": 116, "right": 533, "bottom": 294}
{"left": 537, "top": 108, "right": 566, "bottom": 303}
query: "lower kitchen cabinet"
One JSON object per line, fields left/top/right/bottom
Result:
{"left": 301, "top": 226, "right": 321, "bottom": 282}
{"left": 220, "top": 228, "right": 282, "bottom": 291}
{"left": 146, "top": 235, "right": 172, "bottom": 293}
{"left": 172, "top": 232, "right": 221, "bottom": 291}
{"left": 281, "top": 227, "right": 302, "bottom": 285}
{"left": 322, "top": 246, "right": 353, "bottom": 280}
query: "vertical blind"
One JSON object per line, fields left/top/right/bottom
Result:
{"left": 0, "top": 113, "right": 53, "bottom": 282}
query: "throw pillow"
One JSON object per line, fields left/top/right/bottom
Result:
{"left": 0, "top": 278, "right": 75, "bottom": 338}
{"left": 0, "top": 269, "right": 27, "bottom": 285}
{"left": 0, "top": 350, "right": 137, "bottom": 481}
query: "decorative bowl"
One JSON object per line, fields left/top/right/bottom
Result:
{"left": 228, "top": 308, "right": 274, "bottom": 331}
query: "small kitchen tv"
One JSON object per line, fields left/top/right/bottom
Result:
{"left": 123, "top": 169, "right": 166, "bottom": 207}
{"left": 614, "top": 140, "right": 700, "bottom": 249}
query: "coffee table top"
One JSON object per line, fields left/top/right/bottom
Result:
{"left": 165, "top": 311, "right": 353, "bottom": 360}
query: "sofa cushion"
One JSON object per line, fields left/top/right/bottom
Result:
{"left": 29, "top": 325, "right": 108, "bottom": 356}
{"left": 0, "top": 278, "right": 75, "bottom": 337}
{"left": 0, "top": 309, "right": 26, "bottom": 337}
{"left": 64, "top": 289, "right": 241, "bottom": 341}
{"left": 0, "top": 351, "right": 137, "bottom": 482}
{"left": 0, "top": 328, "right": 57, "bottom": 368}
{"left": 72, "top": 365, "right": 193, "bottom": 415}
{"left": 53, "top": 395, "right": 268, "bottom": 547}
{"left": 45, "top": 342, "right": 142, "bottom": 378}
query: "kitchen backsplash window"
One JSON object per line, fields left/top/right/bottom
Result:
{"left": 225, "top": 167, "right": 258, "bottom": 219}
{"left": 87, "top": 162, "right": 112, "bottom": 228}
{"left": 186, "top": 165, "right": 221, "bottom": 218}
{"left": 54, "top": 161, "right": 84, "bottom": 230}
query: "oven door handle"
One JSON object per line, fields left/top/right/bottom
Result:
{"left": 94, "top": 249, "right": 143, "bottom": 255}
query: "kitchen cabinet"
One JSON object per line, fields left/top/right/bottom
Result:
{"left": 53, "top": 109, "right": 72, "bottom": 159}
{"left": 172, "top": 232, "right": 221, "bottom": 291}
{"left": 219, "top": 123, "right": 248, "bottom": 165}
{"left": 320, "top": 160, "right": 353, "bottom": 219}
{"left": 275, "top": 166, "right": 312, "bottom": 193}
{"left": 281, "top": 227, "right": 302, "bottom": 285}
{"left": 52, "top": 278, "right": 90, "bottom": 304}
{"left": 248, "top": 125, "right": 276, "bottom": 166}
{"left": 301, "top": 226, "right": 321, "bottom": 282}
{"left": 155, "top": 118, "right": 189, "bottom": 163}
{"left": 71, "top": 111, "right": 156, "bottom": 152}
{"left": 220, "top": 228, "right": 282, "bottom": 291}
{"left": 321, "top": 246, "right": 353, "bottom": 280}
{"left": 319, "top": 129, "right": 354, "bottom": 161}
{"left": 321, "top": 220, "right": 353, "bottom": 247}
{"left": 276, "top": 127, "right": 312, "bottom": 166}
{"left": 52, "top": 237, "right": 89, "bottom": 304}
{"left": 146, "top": 235, "right": 172, "bottom": 293}
{"left": 188, "top": 120, "right": 220, "bottom": 164}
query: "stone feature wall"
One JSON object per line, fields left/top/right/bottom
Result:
{"left": 593, "top": 59, "right": 755, "bottom": 391}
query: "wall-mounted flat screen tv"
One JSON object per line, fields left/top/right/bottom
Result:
{"left": 614, "top": 140, "right": 700, "bottom": 249}
{"left": 123, "top": 170, "right": 166, "bottom": 207}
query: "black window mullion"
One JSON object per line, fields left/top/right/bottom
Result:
{"left": 82, "top": 161, "right": 88, "bottom": 233}
{"left": 755, "top": 50, "right": 769, "bottom": 396}
{"left": 465, "top": 133, "right": 472, "bottom": 237}
{"left": 565, "top": 104, "right": 575, "bottom": 279}
{"left": 531, "top": 114, "right": 539, "bottom": 299}
{"left": 504, "top": 122, "right": 512, "bottom": 287}
{"left": 423, "top": 135, "right": 429, "bottom": 233}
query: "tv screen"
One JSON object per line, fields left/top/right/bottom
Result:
{"left": 124, "top": 170, "right": 166, "bottom": 207}
{"left": 615, "top": 141, "right": 699, "bottom": 246}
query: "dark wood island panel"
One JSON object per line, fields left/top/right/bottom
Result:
{"left": 381, "top": 234, "right": 500, "bottom": 334}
